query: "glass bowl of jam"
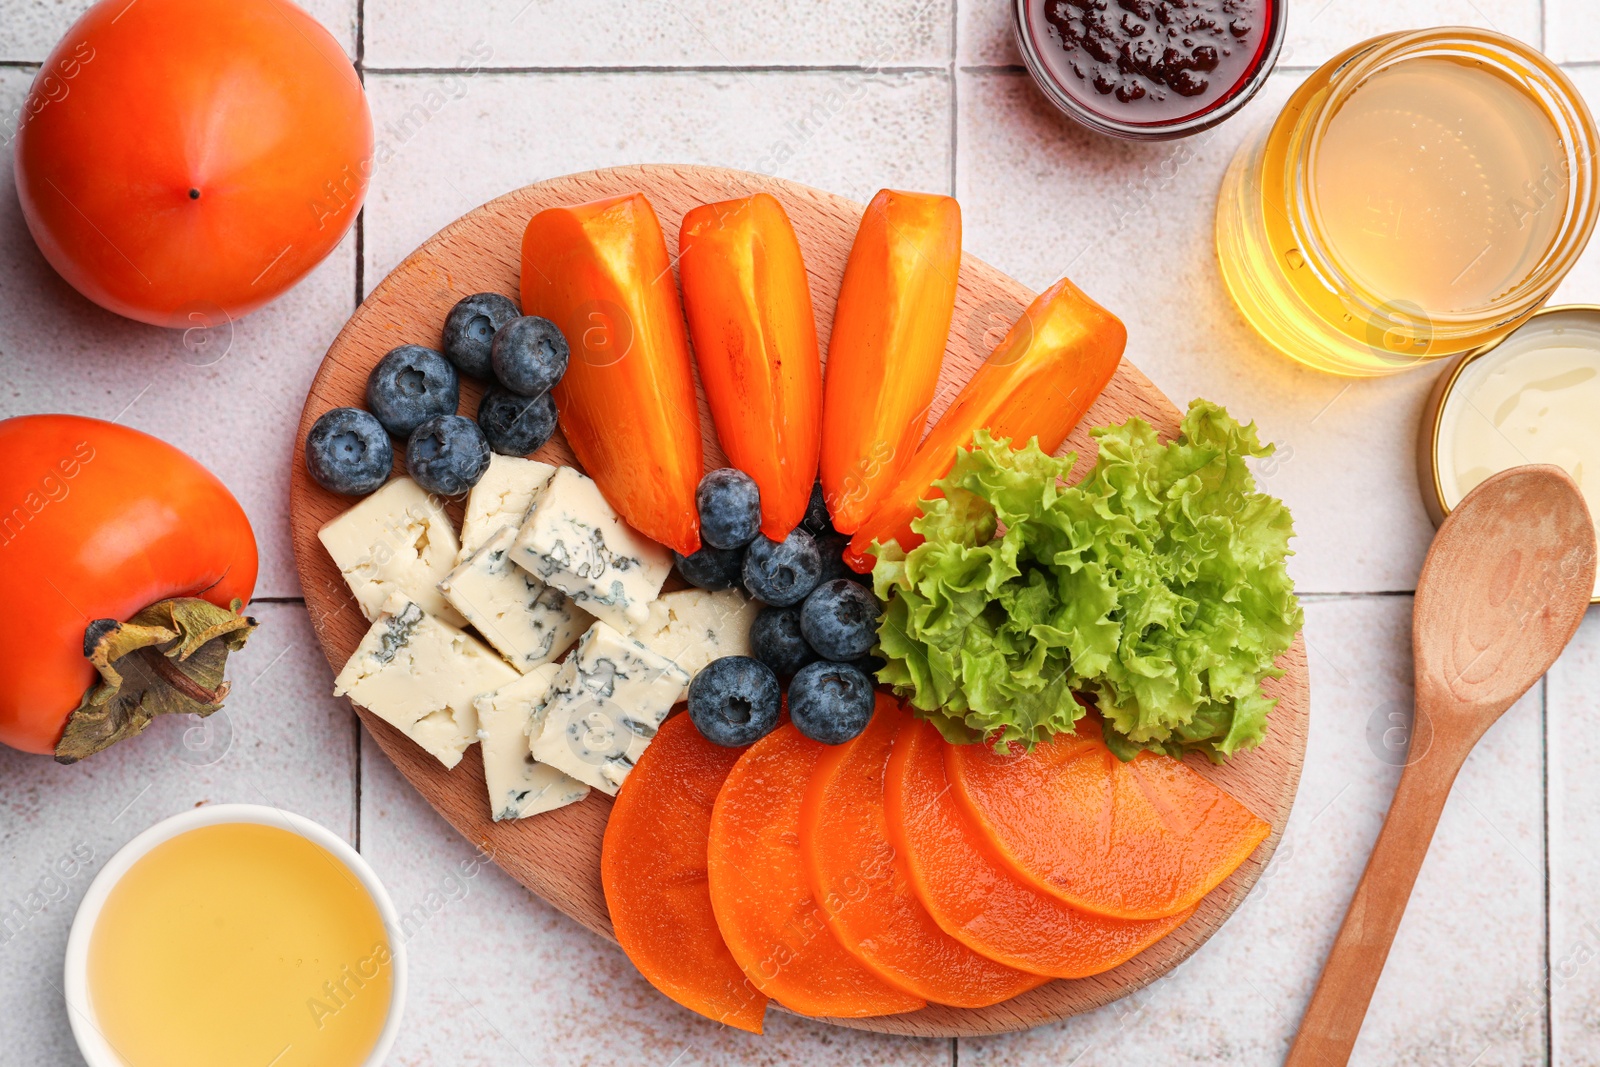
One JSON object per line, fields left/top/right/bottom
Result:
{"left": 1014, "top": 0, "right": 1284, "bottom": 140}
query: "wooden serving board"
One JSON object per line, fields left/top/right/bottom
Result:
{"left": 289, "top": 164, "right": 1309, "bottom": 1038}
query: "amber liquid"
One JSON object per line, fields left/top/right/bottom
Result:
{"left": 88, "top": 823, "right": 392, "bottom": 1067}
{"left": 1217, "top": 34, "right": 1579, "bottom": 375}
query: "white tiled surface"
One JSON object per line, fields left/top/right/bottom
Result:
{"left": 3, "top": 0, "right": 1599, "bottom": 1064}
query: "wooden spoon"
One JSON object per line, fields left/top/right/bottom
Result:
{"left": 1286, "top": 464, "right": 1595, "bottom": 1067}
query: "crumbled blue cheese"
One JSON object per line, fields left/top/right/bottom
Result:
{"left": 458, "top": 454, "right": 558, "bottom": 562}
{"left": 473, "top": 664, "right": 589, "bottom": 820}
{"left": 333, "top": 594, "right": 518, "bottom": 769}
{"left": 633, "top": 588, "right": 761, "bottom": 681}
{"left": 509, "top": 467, "right": 671, "bottom": 632}
{"left": 439, "top": 526, "right": 592, "bottom": 673}
{"left": 528, "top": 621, "right": 690, "bottom": 795}
{"left": 318, "top": 477, "right": 467, "bottom": 628}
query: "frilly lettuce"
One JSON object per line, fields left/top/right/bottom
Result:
{"left": 870, "top": 400, "right": 1302, "bottom": 762}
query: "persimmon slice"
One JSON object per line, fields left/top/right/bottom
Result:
{"left": 887, "top": 717, "right": 1193, "bottom": 977}
{"left": 800, "top": 695, "right": 1047, "bottom": 1008}
{"left": 947, "top": 716, "right": 1270, "bottom": 921}
{"left": 708, "top": 722, "right": 925, "bottom": 1018}
{"left": 602, "top": 713, "right": 768, "bottom": 1032}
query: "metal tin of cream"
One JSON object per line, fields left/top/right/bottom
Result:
{"left": 1419, "top": 303, "right": 1600, "bottom": 601}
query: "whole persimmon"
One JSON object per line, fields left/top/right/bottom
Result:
{"left": 13, "top": 0, "right": 372, "bottom": 328}
{"left": 0, "top": 416, "right": 259, "bottom": 760}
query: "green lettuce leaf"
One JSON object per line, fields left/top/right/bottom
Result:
{"left": 870, "top": 399, "right": 1303, "bottom": 761}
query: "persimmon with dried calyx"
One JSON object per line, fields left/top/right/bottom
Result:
{"left": 0, "top": 415, "right": 259, "bottom": 760}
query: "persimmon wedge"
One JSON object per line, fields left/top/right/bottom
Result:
{"left": 887, "top": 717, "right": 1193, "bottom": 978}
{"left": 522, "top": 193, "right": 704, "bottom": 555}
{"left": 679, "top": 193, "right": 822, "bottom": 541}
{"left": 844, "top": 275, "right": 1126, "bottom": 570}
{"left": 708, "top": 723, "right": 925, "bottom": 1018}
{"left": 819, "top": 189, "right": 960, "bottom": 533}
{"left": 602, "top": 713, "right": 768, "bottom": 1033}
{"left": 948, "top": 716, "right": 1270, "bottom": 921}
{"left": 800, "top": 695, "right": 1047, "bottom": 1007}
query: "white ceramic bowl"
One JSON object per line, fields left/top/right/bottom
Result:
{"left": 63, "top": 803, "right": 407, "bottom": 1067}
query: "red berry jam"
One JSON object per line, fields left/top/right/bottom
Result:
{"left": 1027, "top": 0, "right": 1272, "bottom": 125}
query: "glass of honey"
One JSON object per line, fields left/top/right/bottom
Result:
{"left": 1216, "top": 28, "right": 1600, "bottom": 376}
{"left": 65, "top": 805, "right": 406, "bottom": 1067}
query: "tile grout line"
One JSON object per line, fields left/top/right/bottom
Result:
{"left": 9, "top": 59, "right": 1600, "bottom": 74}
{"left": 1298, "top": 590, "right": 1415, "bottom": 599}
{"left": 364, "top": 62, "right": 950, "bottom": 75}
{"left": 1542, "top": 674, "right": 1553, "bottom": 1065}
{"left": 354, "top": 0, "right": 366, "bottom": 859}
{"left": 353, "top": 0, "right": 367, "bottom": 313}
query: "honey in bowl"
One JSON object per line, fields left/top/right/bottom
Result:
{"left": 1217, "top": 28, "right": 1600, "bottom": 376}
{"left": 87, "top": 822, "right": 393, "bottom": 1067}
{"left": 1312, "top": 57, "right": 1567, "bottom": 315}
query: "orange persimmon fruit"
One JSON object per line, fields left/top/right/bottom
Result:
{"left": 602, "top": 713, "right": 768, "bottom": 1033}
{"left": 947, "top": 716, "right": 1270, "bottom": 921}
{"left": 886, "top": 717, "right": 1193, "bottom": 977}
{"left": 0, "top": 415, "right": 258, "bottom": 757}
{"left": 521, "top": 193, "right": 704, "bottom": 555}
{"left": 14, "top": 0, "right": 371, "bottom": 327}
{"left": 819, "top": 189, "right": 960, "bottom": 534}
{"left": 844, "top": 274, "right": 1126, "bottom": 570}
{"left": 679, "top": 193, "right": 822, "bottom": 541}
{"left": 707, "top": 722, "right": 925, "bottom": 1018}
{"left": 800, "top": 695, "right": 1047, "bottom": 1007}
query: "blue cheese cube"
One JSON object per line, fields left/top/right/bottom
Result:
{"left": 318, "top": 477, "right": 467, "bottom": 628}
{"left": 439, "top": 527, "right": 592, "bottom": 673}
{"left": 633, "top": 588, "right": 761, "bottom": 681}
{"left": 333, "top": 594, "right": 519, "bottom": 769}
{"left": 458, "top": 454, "right": 558, "bottom": 562}
{"left": 509, "top": 467, "right": 671, "bottom": 632}
{"left": 473, "top": 664, "right": 590, "bottom": 820}
{"left": 528, "top": 621, "right": 690, "bottom": 795}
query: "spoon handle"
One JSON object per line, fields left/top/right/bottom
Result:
{"left": 1284, "top": 738, "right": 1467, "bottom": 1066}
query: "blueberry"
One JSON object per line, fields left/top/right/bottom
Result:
{"left": 749, "top": 606, "right": 816, "bottom": 677}
{"left": 477, "top": 384, "right": 558, "bottom": 456}
{"left": 687, "top": 656, "right": 782, "bottom": 747}
{"left": 788, "top": 660, "right": 875, "bottom": 745}
{"left": 697, "top": 468, "right": 762, "bottom": 549}
{"left": 491, "top": 316, "right": 570, "bottom": 397}
{"left": 673, "top": 545, "right": 745, "bottom": 591}
{"left": 406, "top": 414, "right": 490, "bottom": 496}
{"left": 441, "top": 292, "right": 521, "bottom": 379}
{"left": 800, "top": 481, "right": 833, "bottom": 535}
{"left": 366, "top": 344, "right": 460, "bottom": 439}
{"left": 800, "top": 579, "right": 880, "bottom": 661}
{"left": 305, "top": 407, "right": 393, "bottom": 495}
{"left": 813, "top": 530, "right": 864, "bottom": 586}
{"left": 742, "top": 529, "right": 822, "bottom": 606}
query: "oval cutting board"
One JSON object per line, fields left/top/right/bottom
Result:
{"left": 289, "top": 164, "right": 1308, "bottom": 1037}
